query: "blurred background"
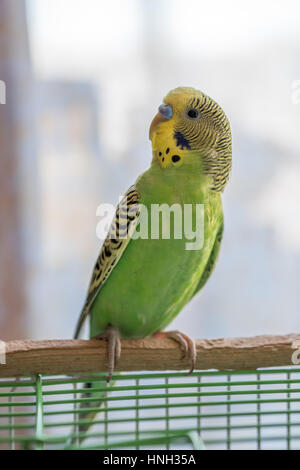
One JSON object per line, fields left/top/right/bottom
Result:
{"left": 0, "top": 0, "right": 299, "bottom": 341}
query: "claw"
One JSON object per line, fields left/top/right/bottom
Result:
{"left": 152, "top": 330, "right": 196, "bottom": 375}
{"left": 92, "top": 325, "right": 121, "bottom": 382}
{"left": 115, "top": 336, "right": 121, "bottom": 365}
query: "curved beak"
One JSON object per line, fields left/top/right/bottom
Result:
{"left": 149, "top": 104, "right": 173, "bottom": 140}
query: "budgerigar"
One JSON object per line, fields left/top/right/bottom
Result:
{"left": 75, "top": 87, "right": 232, "bottom": 382}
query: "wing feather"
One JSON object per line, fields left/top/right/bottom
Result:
{"left": 74, "top": 186, "right": 140, "bottom": 338}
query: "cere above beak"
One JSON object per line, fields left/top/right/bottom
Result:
{"left": 158, "top": 103, "right": 173, "bottom": 119}
{"left": 149, "top": 103, "right": 173, "bottom": 140}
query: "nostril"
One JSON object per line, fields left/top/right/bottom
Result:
{"left": 158, "top": 103, "right": 173, "bottom": 119}
{"left": 172, "top": 155, "right": 181, "bottom": 163}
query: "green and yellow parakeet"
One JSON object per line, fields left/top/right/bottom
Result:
{"left": 75, "top": 86, "right": 232, "bottom": 382}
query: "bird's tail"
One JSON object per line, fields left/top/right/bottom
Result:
{"left": 75, "top": 377, "right": 112, "bottom": 441}
{"left": 72, "top": 313, "right": 105, "bottom": 444}
{"left": 72, "top": 317, "right": 117, "bottom": 446}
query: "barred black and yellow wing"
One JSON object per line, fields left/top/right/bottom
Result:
{"left": 74, "top": 186, "right": 140, "bottom": 339}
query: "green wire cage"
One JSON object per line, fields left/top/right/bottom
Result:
{"left": 1, "top": 335, "right": 300, "bottom": 450}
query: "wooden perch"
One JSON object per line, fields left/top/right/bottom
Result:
{"left": 1, "top": 334, "right": 300, "bottom": 378}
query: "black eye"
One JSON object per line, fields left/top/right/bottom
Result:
{"left": 187, "top": 108, "right": 199, "bottom": 119}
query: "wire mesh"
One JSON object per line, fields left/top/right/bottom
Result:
{"left": 0, "top": 367, "right": 300, "bottom": 450}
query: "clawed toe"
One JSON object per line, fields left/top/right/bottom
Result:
{"left": 168, "top": 331, "right": 189, "bottom": 359}
{"left": 152, "top": 330, "right": 196, "bottom": 375}
{"left": 92, "top": 325, "right": 121, "bottom": 382}
{"left": 92, "top": 326, "right": 196, "bottom": 379}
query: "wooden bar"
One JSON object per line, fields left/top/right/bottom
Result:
{"left": 0, "top": 334, "right": 299, "bottom": 378}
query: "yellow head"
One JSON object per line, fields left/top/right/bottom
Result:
{"left": 149, "top": 87, "right": 232, "bottom": 191}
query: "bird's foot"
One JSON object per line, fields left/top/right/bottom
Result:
{"left": 92, "top": 325, "right": 121, "bottom": 383}
{"left": 152, "top": 330, "right": 196, "bottom": 375}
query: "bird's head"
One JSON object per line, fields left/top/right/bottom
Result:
{"left": 149, "top": 87, "right": 232, "bottom": 191}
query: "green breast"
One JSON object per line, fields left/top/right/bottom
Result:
{"left": 90, "top": 164, "right": 223, "bottom": 338}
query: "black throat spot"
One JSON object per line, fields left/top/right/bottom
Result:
{"left": 174, "top": 131, "right": 191, "bottom": 150}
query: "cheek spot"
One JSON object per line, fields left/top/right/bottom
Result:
{"left": 159, "top": 151, "right": 162, "bottom": 157}
{"left": 172, "top": 155, "right": 181, "bottom": 163}
{"left": 174, "top": 131, "right": 191, "bottom": 150}
{"left": 166, "top": 147, "right": 170, "bottom": 154}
